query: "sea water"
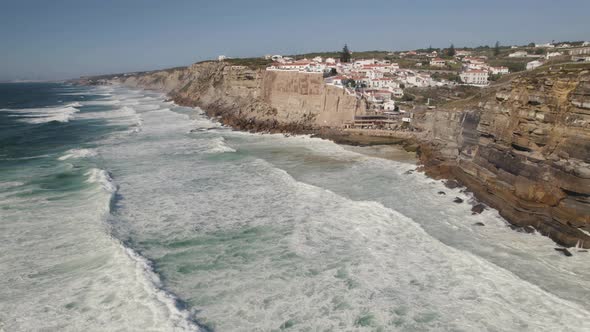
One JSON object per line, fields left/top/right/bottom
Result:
{"left": 1, "top": 83, "right": 589, "bottom": 331}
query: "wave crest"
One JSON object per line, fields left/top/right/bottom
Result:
{"left": 5, "top": 103, "right": 81, "bottom": 124}
{"left": 206, "top": 137, "right": 236, "bottom": 153}
{"left": 58, "top": 148, "right": 98, "bottom": 161}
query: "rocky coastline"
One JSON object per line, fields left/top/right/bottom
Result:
{"left": 83, "top": 61, "right": 590, "bottom": 248}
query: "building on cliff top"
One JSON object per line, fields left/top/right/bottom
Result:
{"left": 460, "top": 69, "right": 489, "bottom": 86}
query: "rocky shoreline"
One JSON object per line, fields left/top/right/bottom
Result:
{"left": 81, "top": 61, "right": 590, "bottom": 249}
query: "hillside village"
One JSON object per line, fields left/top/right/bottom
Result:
{"left": 217, "top": 41, "right": 590, "bottom": 130}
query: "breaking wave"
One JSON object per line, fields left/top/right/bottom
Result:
{"left": 4, "top": 103, "right": 81, "bottom": 124}
{"left": 58, "top": 148, "right": 98, "bottom": 161}
{"left": 206, "top": 136, "right": 236, "bottom": 153}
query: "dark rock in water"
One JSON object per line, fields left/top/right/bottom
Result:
{"left": 444, "top": 180, "right": 460, "bottom": 189}
{"left": 554, "top": 248, "right": 573, "bottom": 257}
{"left": 404, "top": 170, "right": 414, "bottom": 175}
{"left": 523, "top": 225, "right": 536, "bottom": 233}
{"left": 473, "top": 222, "right": 485, "bottom": 226}
{"left": 508, "top": 225, "right": 536, "bottom": 233}
{"left": 471, "top": 203, "right": 486, "bottom": 214}
{"left": 453, "top": 197, "right": 463, "bottom": 203}
{"left": 437, "top": 191, "right": 446, "bottom": 195}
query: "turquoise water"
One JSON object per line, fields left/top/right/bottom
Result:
{"left": 1, "top": 83, "right": 589, "bottom": 331}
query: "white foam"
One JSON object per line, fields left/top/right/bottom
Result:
{"left": 206, "top": 137, "right": 236, "bottom": 153}
{"left": 58, "top": 148, "right": 98, "bottom": 161}
{"left": 5, "top": 102, "right": 82, "bottom": 124}
{"left": 0, "top": 181, "right": 24, "bottom": 189}
{"left": 60, "top": 92, "right": 111, "bottom": 96}
{"left": 0, "top": 164, "right": 202, "bottom": 331}
{"left": 75, "top": 105, "right": 143, "bottom": 131}
{"left": 85, "top": 168, "right": 116, "bottom": 193}
{"left": 81, "top": 99, "right": 121, "bottom": 106}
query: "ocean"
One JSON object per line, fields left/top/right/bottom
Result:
{"left": 1, "top": 82, "right": 589, "bottom": 331}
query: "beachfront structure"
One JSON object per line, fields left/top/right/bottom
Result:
{"left": 526, "top": 60, "right": 544, "bottom": 70}
{"left": 460, "top": 70, "right": 489, "bottom": 86}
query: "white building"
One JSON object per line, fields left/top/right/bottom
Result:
{"left": 325, "top": 57, "right": 337, "bottom": 64}
{"left": 508, "top": 51, "right": 528, "bottom": 58}
{"left": 366, "top": 70, "right": 384, "bottom": 80}
{"left": 391, "top": 87, "right": 404, "bottom": 98}
{"left": 535, "top": 43, "right": 555, "bottom": 48}
{"left": 327, "top": 75, "right": 347, "bottom": 86}
{"left": 460, "top": 70, "right": 489, "bottom": 86}
{"left": 430, "top": 58, "right": 446, "bottom": 67}
{"left": 312, "top": 56, "right": 323, "bottom": 63}
{"left": 368, "top": 78, "right": 397, "bottom": 89}
{"left": 489, "top": 66, "right": 509, "bottom": 75}
{"left": 383, "top": 100, "right": 396, "bottom": 111}
{"left": 526, "top": 60, "right": 544, "bottom": 70}
{"left": 465, "top": 62, "right": 489, "bottom": 71}
{"left": 405, "top": 74, "right": 434, "bottom": 87}
{"left": 354, "top": 59, "right": 377, "bottom": 68}
{"left": 546, "top": 51, "right": 563, "bottom": 59}
{"left": 218, "top": 55, "right": 227, "bottom": 61}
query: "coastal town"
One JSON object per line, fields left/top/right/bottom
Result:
{"left": 218, "top": 41, "right": 590, "bottom": 130}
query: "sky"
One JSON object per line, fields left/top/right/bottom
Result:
{"left": 1, "top": 0, "right": 589, "bottom": 81}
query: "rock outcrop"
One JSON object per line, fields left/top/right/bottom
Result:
{"left": 413, "top": 66, "right": 590, "bottom": 247}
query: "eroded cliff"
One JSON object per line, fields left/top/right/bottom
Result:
{"left": 116, "top": 62, "right": 365, "bottom": 132}
{"left": 413, "top": 65, "right": 590, "bottom": 247}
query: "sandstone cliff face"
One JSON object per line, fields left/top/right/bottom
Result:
{"left": 413, "top": 66, "right": 590, "bottom": 247}
{"left": 116, "top": 62, "right": 365, "bottom": 132}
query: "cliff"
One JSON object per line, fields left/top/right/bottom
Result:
{"left": 116, "top": 62, "right": 366, "bottom": 132}
{"left": 413, "top": 65, "right": 590, "bottom": 247}
{"left": 103, "top": 61, "right": 590, "bottom": 248}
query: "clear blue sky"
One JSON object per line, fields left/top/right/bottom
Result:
{"left": 1, "top": 0, "right": 589, "bottom": 81}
